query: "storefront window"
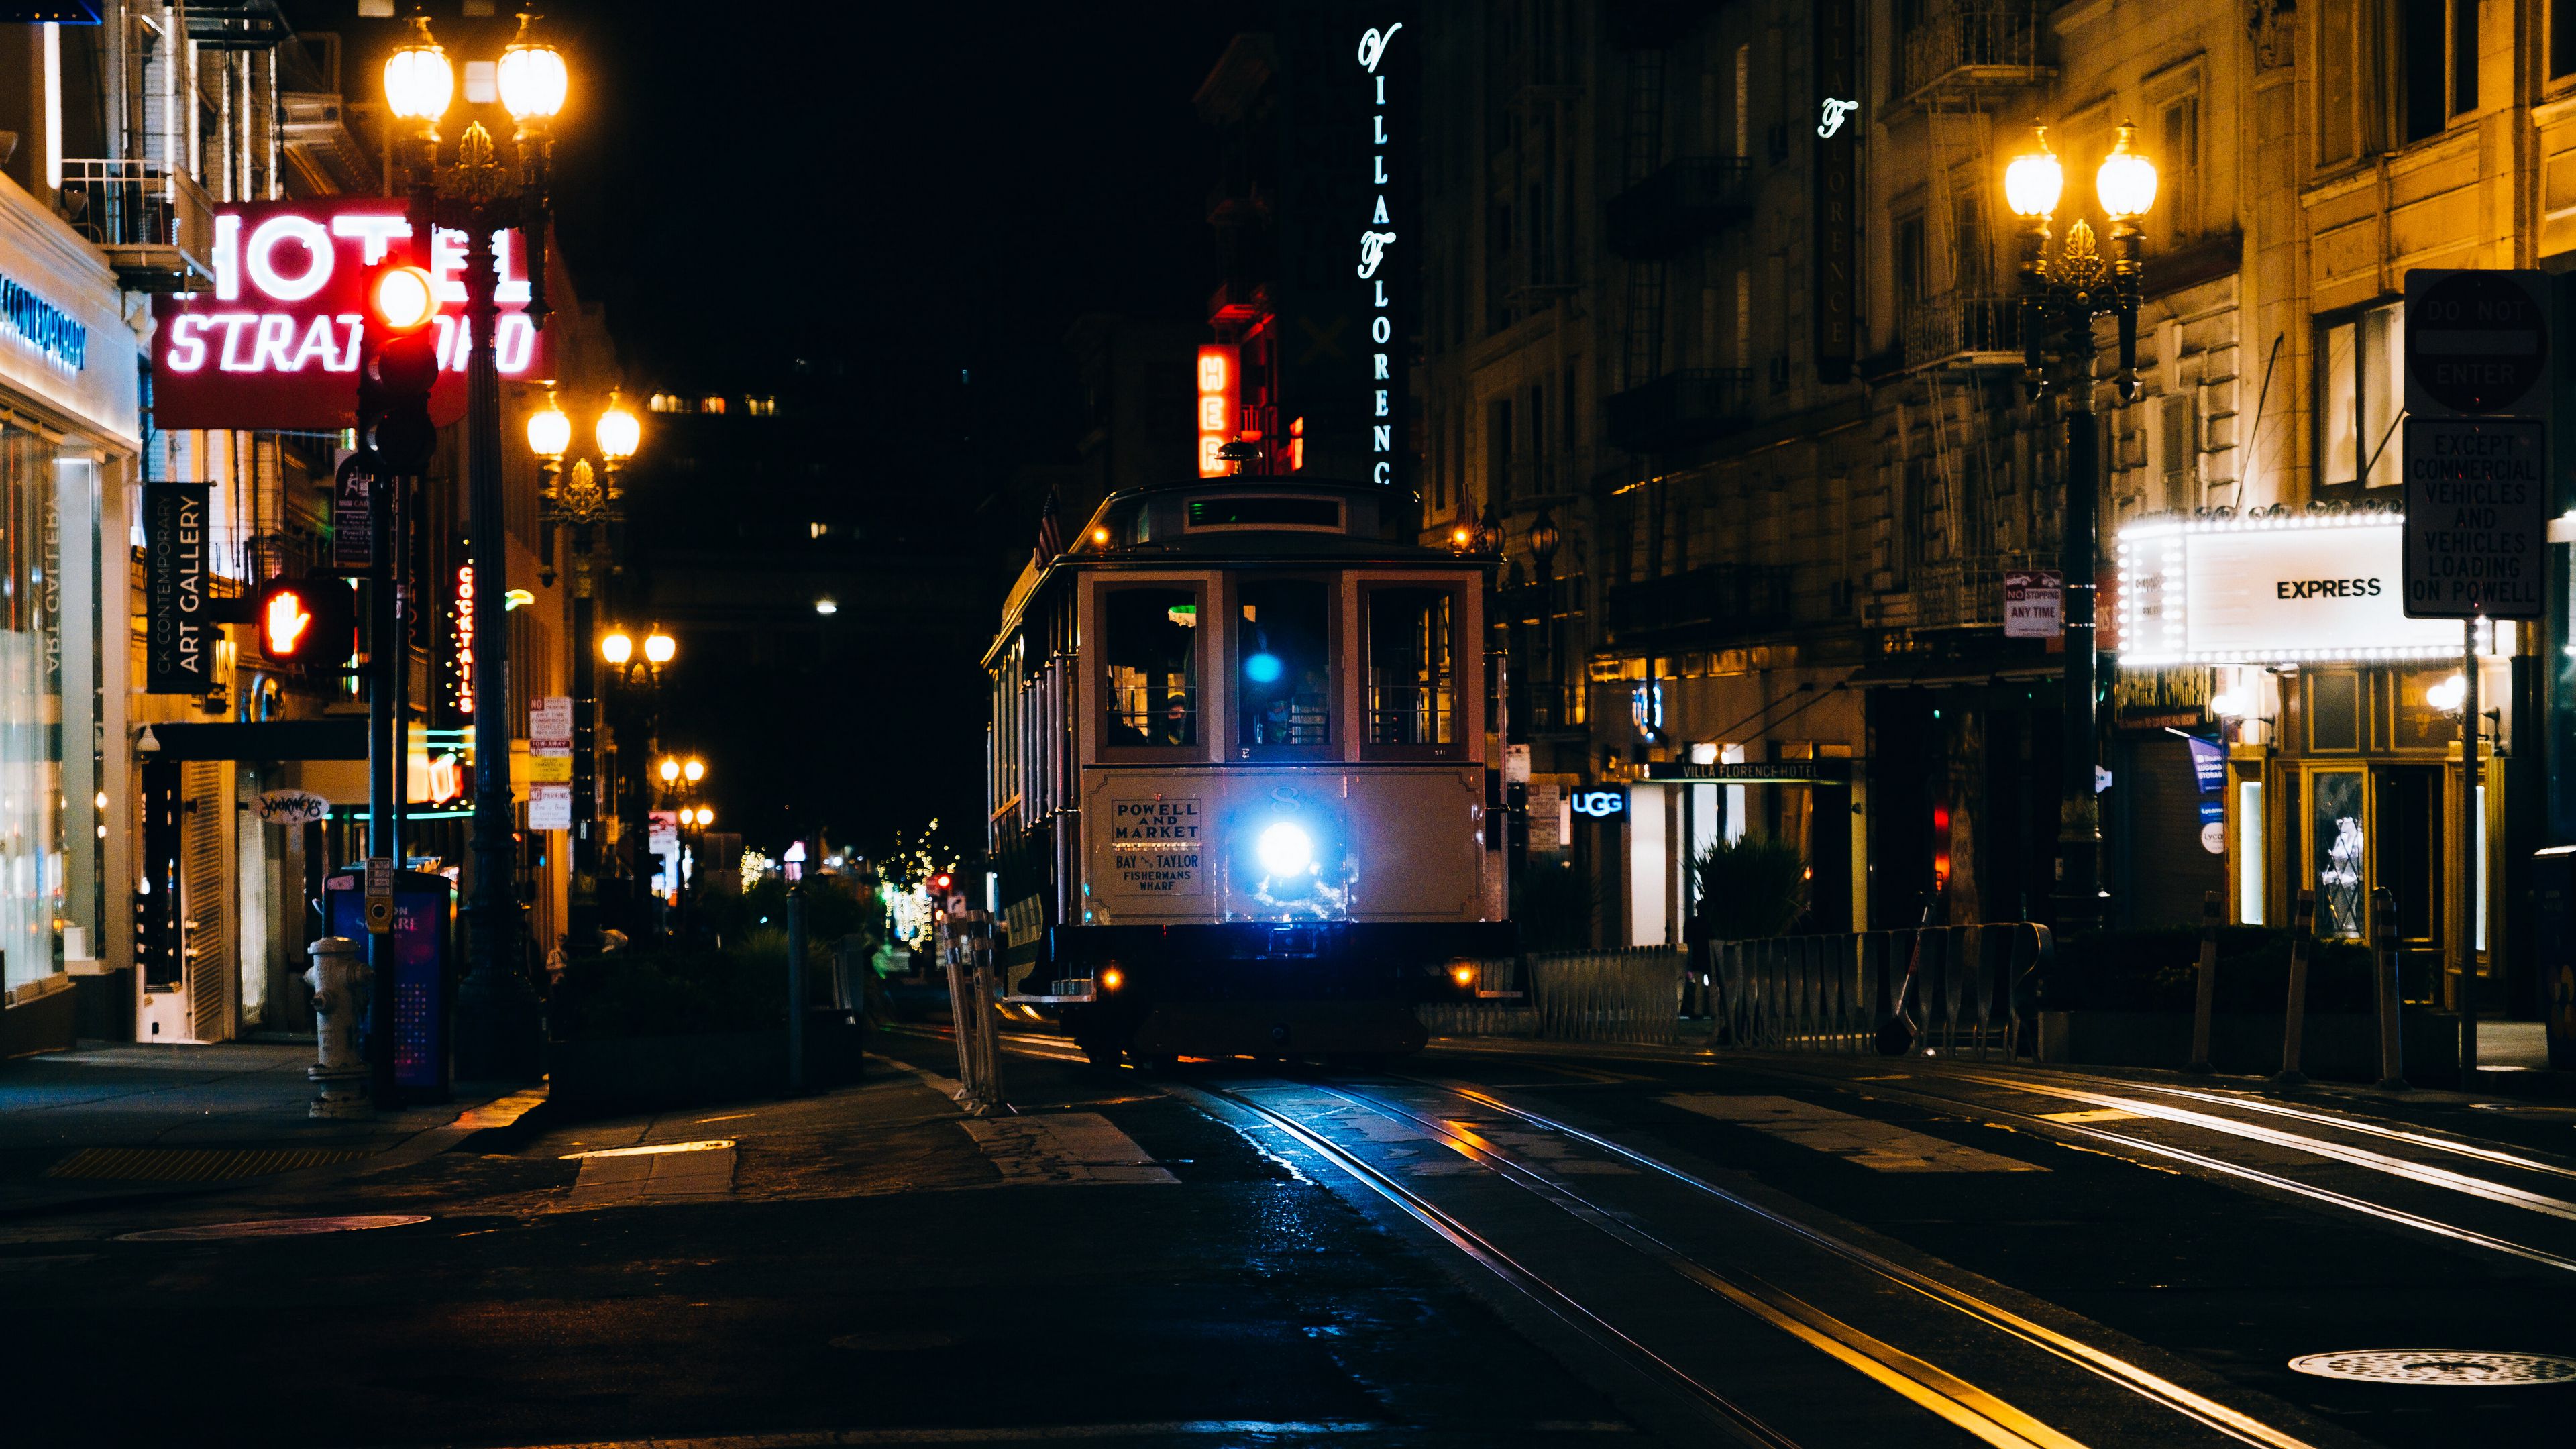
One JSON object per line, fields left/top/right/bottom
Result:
{"left": 0, "top": 429, "right": 95, "bottom": 990}
{"left": 2310, "top": 769, "right": 2367, "bottom": 938}
{"left": 1366, "top": 588, "right": 1454, "bottom": 745}
{"left": 1102, "top": 588, "right": 1199, "bottom": 749}
{"left": 2236, "top": 780, "right": 2265, "bottom": 926}
{"left": 1238, "top": 578, "right": 1332, "bottom": 748}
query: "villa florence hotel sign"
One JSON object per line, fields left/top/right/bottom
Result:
{"left": 149, "top": 199, "right": 547, "bottom": 430}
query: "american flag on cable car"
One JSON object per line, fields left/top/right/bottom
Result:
{"left": 1033, "top": 484, "right": 1064, "bottom": 566}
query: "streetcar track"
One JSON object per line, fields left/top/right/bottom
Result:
{"left": 1377, "top": 1077, "right": 2326, "bottom": 1449}
{"left": 1163, "top": 1081, "right": 1803, "bottom": 1449}
{"left": 1282, "top": 1081, "right": 2095, "bottom": 1449}
{"left": 2080, "top": 1079, "right": 2576, "bottom": 1184}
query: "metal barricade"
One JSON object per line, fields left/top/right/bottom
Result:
{"left": 1707, "top": 922, "right": 2053, "bottom": 1060}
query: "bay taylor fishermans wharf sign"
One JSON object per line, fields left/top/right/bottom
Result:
{"left": 1108, "top": 797, "right": 1204, "bottom": 896}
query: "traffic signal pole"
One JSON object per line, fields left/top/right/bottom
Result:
{"left": 366, "top": 452, "right": 400, "bottom": 1106}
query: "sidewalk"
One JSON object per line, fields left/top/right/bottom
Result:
{"left": 0, "top": 1040, "right": 541, "bottom": 1216}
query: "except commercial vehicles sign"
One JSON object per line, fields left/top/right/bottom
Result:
{"left": 2116, "top": 515, "right": 2496, "bottom": 663}
{"left": 148, "top": 199, "right": 545, "bottom": 430}
{"left": 2400, "top": 418, "right": 2546, "bottom": 620}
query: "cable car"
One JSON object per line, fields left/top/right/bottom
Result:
{"left": 984, "top": 478, "right": 1511, "bottom": 1065}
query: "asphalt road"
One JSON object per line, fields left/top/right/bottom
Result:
{"left": 3, "top": 1027, "right": 2573, "bottom": 1449}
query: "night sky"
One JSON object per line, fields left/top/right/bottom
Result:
{"left": 288, "top": 1, "right": 1272, "bottom": 859}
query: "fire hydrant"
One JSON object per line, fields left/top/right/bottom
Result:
{"left": 305, "top": 936, "right": 371, "bottom": 1118}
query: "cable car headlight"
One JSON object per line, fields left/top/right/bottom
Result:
{"left": 1256, "top": 820, "right": 1315, "bottom": 879}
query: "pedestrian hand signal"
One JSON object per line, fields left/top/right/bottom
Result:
{"left": 263, "top": 588, "right": 311, "bottom": 657}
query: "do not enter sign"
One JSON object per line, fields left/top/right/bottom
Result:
{"left": 2405, "top": 269, "right": 2550, "bottom": 419}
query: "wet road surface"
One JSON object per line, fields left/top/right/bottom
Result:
{"left": 3, "top": 1026, "right": 2572, "bottom": 1448}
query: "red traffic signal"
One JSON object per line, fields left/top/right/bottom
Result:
{"left": 929, "top": 871, "right": 953, "bottom": 894}
{"left": 372, "top": 266, "right": 440, "bottom": 333}
{"left": 255, "top": 576, "right": 347, "bottom": 665}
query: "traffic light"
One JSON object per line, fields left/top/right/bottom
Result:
{"left": 929, "top": 871, "right": 954, "bottom": 895}
{"left": 361, "top": 264, "right": 442, "bottom": 474}
{"left": 255, "top": 576, "right": 350, "bottom": 667}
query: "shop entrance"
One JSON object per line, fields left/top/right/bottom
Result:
{"left": 2295, "top": 761, "right": 2451, "bottom": 1002}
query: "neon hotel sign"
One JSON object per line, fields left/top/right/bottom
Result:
{"left": 1358, "top": 22, "right": 1400, "bottom": 486}
{"left": 151, "top": 199, "right": 542, "bottom": 431}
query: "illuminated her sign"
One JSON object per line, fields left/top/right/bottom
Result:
{"left": 1196, "top": 344, "right": 1239, "bottom": 478}
{"left": 2115, "top": 512, "right": 2500, "bottom": 665}
{"left": 1359, "top": 22, "right": 1401, "bottom": 486}
{"left": 150, "top": 199, "right": 545, "bottom": 430}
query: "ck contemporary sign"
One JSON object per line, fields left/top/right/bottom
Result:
{"left": 144, "top": 483, "right": 212, "bottom": 694}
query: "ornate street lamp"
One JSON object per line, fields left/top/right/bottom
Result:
{"left": 2008, "top": 122, "right": 2156, "bottom": 938}
{"left": 529, "top": 387, "right": 639, "bottom": 951}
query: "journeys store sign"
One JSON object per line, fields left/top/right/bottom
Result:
{"left": 1277, "top": 5, "right": 1413, "bottom": 488}
{"left": 149, "top": 199, "right": 547, "bottom": 431}
{"left": 2115, "top": 512, "right": 2498, "bottom": 665}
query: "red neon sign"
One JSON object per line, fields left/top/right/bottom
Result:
{"left": 450, "top": 562, "right": 475, "bottom": 718}
{"left": 149, "top": 199, "right": 549, "bottom": 430}
{"left": 1196, "top": 345, "right": 1239, "bottom": 478}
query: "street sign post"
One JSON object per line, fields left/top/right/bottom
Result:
{"left": 2004, "top": 568, "right": 2063, "bottom": 639}
{"left": 2401, "top": 266, "right": 2549, "bottom": 1091}
{"left": 365, "top": 855, "right": 396, "bottom": 936}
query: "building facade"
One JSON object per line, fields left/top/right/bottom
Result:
{"left": 1407, "top": 0, "right": 2565, "bottom": 1022}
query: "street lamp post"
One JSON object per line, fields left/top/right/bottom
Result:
{"left": 385, "top": 11, "right": 570, "bottom": 1079}
{"left": 530, "top": 390, "right": 639, "bottom": 951}
{"left": 601, "top": 627, "right": 676, "bottom": 930}
{"left": 2006, "top": 123, "right": 2157, "bottom": 940}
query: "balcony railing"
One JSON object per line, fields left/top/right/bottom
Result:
{"left": 1604, "top": 563, "right": 1794, "bottom": 647}
{"left": 1902, "top": 293, "right": 2024, "bottom": 370}
{"left": 1910, "top": 550, "right": 2059, "bottom": 631}
{"left": 1604, "top": 368, "right": 1753, "bottom": 453}
{"left": 56, "top": 160, "right": 213, "bottom": 293}
{"left": 1605, "top": 158, "right": 1753, "bottom": 260}
{"left": 1896, "top": 1, "right": 2051, "bottom": 106}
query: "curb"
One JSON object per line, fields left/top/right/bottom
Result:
{"left": 0, "top": 1082, "right": 549, "bottom": 1222}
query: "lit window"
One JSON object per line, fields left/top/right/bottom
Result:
{"left": 702, "top": 396, "right": 727, "bottom": 415}
{"left": 1366, "top": 588, "right": 1455, "bottom": 746}
{"left": 1104, "top": 587, "right": 1201, "bottom": 750}
{"left": 2319, "top": 302, "right": 2402, "bottom": 488}
{"left": 809, "top": 521, "right": 828, "bottom": 539}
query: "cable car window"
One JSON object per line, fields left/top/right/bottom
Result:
{"left": 1238, "top": 578, "right": 1334, "bottom": 747}
{"left": 1367, "top": 588, "right": 1457, "bottom": 746}
{"left": 1103, "top": 587, "right": 1200, "bottom": 749}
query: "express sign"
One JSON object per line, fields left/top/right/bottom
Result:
{"left": 149, "top": 199, "right": 546, "bottom": 431}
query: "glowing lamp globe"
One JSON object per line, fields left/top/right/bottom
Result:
{"left": 600, "top": 631, "right": 633, "bottom": 665}
{"left": 2003, "top": 128, "right": 2063, "bottom": 219}
{"left": 683, "top": 758, "right": 705, "bottom": 784}
{"left": 643, "top": 631, "right": 676, "bottom": 665}
{"left": 1244, "top": 651, "right": 1285, "bottom": 684}
{"left": 596, "top": 394, "right": 641, "bottom": 461}
{"left": 2095, "top": 122, "right": 2158, "bottom": 220}
{"left": 382, "top": 22, "right": 454, "bottom": 123}
{"left": 496, "top": 37, "right": 569, "bottom": 125}
{"left": 659, "top": 759, "right": 681, "bottom": 784}
{"left": 526, "top": 394, "right": 572, "bottom": 459}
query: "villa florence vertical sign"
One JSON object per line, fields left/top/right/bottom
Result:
{"left": 1278, "top": 2, "right": 1415, "bottom": 487}
{"left": 1813, "top": 0, "right": 1858, "bottom": 383}
{"left": 144, "top": 483, "right": 211, "bottom": 694}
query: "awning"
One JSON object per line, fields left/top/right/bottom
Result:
{"left": 136, "top": 720, "right": 369, "bottom": 761}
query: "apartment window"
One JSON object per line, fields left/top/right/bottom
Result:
{"left": 1894, "top": 212, "right": 1928, "bottom": 312}
{"left": 1488, "top": 398, "right": 1513, "bottom": 504}
{"left": 2317, "top": 0, "right": 2359, "bottom": 166}
{"left": 2319, "top": 302, "right": 2404, "bottom": 488}
{"left": 2556, "top": 0, "right": 2576, "bottom": 79}
{"left": 2402, "top": 0, "right": 2477, "bottom": 143}
{"left": 1951, "top": 190, "right": 1990, "bottom": 294}
{"left": 2159, "top": 96, "right": 2198, "bottom": 240}
{"left": 2159, "top": 392, "right": 2199, "bottom": 511}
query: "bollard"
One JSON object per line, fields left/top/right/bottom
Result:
{"left": 2188, "top": 892, "right": 2220, "bottom": 1073}
{"left": 303, "top": 936, "right": 372, "bottom": 1119}
{"left": 2272, "top": 891, "right": 2314, "bottom": 1087}
{"left": 786, "top": 884, "right": 808, "bottom": 1094}
{"left": 2371, "top": 888, "right": 2409, "bottom": 1090}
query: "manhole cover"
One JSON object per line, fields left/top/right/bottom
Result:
{"left": 2288, "top": 1350, "right": 2576, "bottom": 1386}
{"left": 115, "top": 1214, "right": 429, "bottom": 1242}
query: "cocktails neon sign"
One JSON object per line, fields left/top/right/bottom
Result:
{"left": 150, "top": 199, "right": 545, "bottom": 430}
